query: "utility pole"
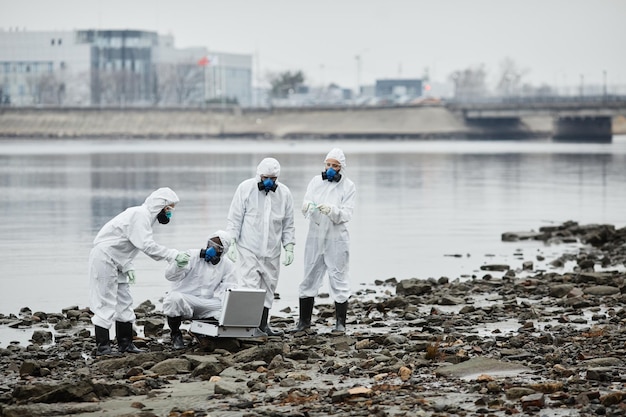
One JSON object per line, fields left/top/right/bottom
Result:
{"left": 354, "top": 48, "right": 369, "bottom": 98}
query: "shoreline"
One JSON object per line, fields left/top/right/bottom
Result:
{"left": 0, "top": 106, "right": 557, "bottom": 140}
{"left": 1, "top": 221, "right": 625, "bottom": 416}
{"left": 1, "top": 106, "right": 624, "bottom": 141}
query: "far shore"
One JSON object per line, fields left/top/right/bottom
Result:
{"left": 4, "top": 105, "right": 625, "bottom": 140}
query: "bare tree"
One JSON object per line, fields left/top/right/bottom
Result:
{"left": 27, "top": 73, "right": 64, "bottom": 105}
{"left": 449, "top": 65, "right": 488, "bottom": 100}
{"left": 155, "top": 62, "right": 204, "bottom": 106}
{"left": 495, "top": 57, "right": 529, "bottom": 97}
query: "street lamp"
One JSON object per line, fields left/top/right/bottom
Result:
{"left": 355, "top": 55, "right": 361, "bottom": 97}
{"left": 603, "top": 70, "right": 607, "bottom": 98}
{"left": 579, "top": 74, "right": 584, "bottom": 97}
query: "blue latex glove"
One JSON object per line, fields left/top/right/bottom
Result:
{"left": 175, "top": 252, "right": 190, "bottom": 268}
{"left": 317, "top": 204, "right": 331, "bottom": 215}
{"left": 283, "top": 243, "right": 294, "bottom": 266}
{"left": 126, "top": 270, "right": 136, "bottom": 285}
{"left": 227, "top": 240, "right": 238, "bottom": 262}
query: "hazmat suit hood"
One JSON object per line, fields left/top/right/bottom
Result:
{"left": 210, "top": 230, "right": 232, "bottom": 254}
{"left": 143, "top": 187, "right": 180, "bottom": 218}
{"left": 256, "top": 158, "right": 281, "bottom": 181}
{"left": 325, "top": 148, "right": 346, "bottom": 169}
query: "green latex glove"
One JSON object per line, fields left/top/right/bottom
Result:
{"left": 302, "top": 201, "right": 315, "bottom": 215}
{"left": 227, "top": 239, "right": 238, "bottom": 263}
{"left": 126, "top": 270, "right": 136, "bottom": 285}
{"left": 283, "top": 243, "right": 294, "bottom": 266}
{"left": 175, "top": 252, "right": 190, "bottom": 268}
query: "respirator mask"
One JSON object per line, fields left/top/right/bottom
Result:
{"left": 199, "top": 240, "right": 223, "bottom": 265}
{"left": 321, "top": 167, "right": 342, "bottom": 182}
{"left": 257, "top": 177, "right": 278, "bottom": 193}
{"left": 157, "top": 208, "right": 172, "bottom": 224}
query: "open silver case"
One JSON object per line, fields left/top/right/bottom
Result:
{"left": 189, "top": 288, "right": 267, "bottom": 338}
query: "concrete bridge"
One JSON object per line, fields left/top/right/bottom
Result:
{"left": 446, "top": 95, "right": 626, "bottom": 141}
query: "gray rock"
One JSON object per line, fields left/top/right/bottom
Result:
{"left": 150, "top": 358, "right": 191, "bottom": 375}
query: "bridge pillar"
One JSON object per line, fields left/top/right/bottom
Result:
{"left": 553, "top": 116, "right": 612, "bottom": 142}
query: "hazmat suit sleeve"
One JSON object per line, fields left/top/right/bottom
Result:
{"left": 281, "top": 189, "right": 296, "bottom": 247}
{"left": 164, "top": 250, "right": 192, "bottom": 282}
{"left": 325, "top": 182, "right": 356, "bottom": 225}
{"left": 127, "top": 209, "right": 178, "bottom": 262}
{"left": 226, "top": 183, "right": 246, "bottom": 242}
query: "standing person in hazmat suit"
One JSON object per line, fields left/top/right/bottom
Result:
{"left": 88, "top": 187, "right": 190, "bottom": 356}
{"left": 295, "top": 148, "right": 356, "bottom": 334}
{"left": 226, "top": 157, "right": 296, "bottom": 336}
{"left": 163, "top": 230, "right": 239, "bottom": 349}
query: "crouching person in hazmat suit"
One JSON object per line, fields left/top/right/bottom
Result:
{"left": 162, "top": 230, "right": 239, "bottom": 349}
{"left": 296, "top": 148, "right": 356, "bottom": 334}
{"left": 89, "top": 187, "right": 190, "bottom": 356}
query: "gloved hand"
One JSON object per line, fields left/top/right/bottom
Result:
{"left": 227, "top": 239, "right": 238, "bottom": 262}
{"left": 302, "top": 201, "right": 315, "bottom": 215}
{"left": 317, "top": 204, "right": 331, "bottom": 215}
{"left": 126, "top": 270, "right": 136, "bottom": 285}
{"left": 175, "top": 252, "right": 190, "bottom": 268}
{"left": 283, "top": 243, "right": 294, "bottom": 266}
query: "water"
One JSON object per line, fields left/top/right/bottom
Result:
{"left": 1, "top": 137, "right": 625, "bottom": 329}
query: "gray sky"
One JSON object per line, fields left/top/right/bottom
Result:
{"left": 1, "top": 0, "right": 624, "bottom": 91}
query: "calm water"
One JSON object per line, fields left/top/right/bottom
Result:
{"left": 1, "top": 137, "right": 625, "bottom": 328}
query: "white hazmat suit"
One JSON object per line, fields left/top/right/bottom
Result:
{"left": 226, "top": 158, "right": 296, "bottom": 309}
{"left": 300, "top": 148, "right": 356, "bottom": 303}
{"left": 89, "top": 187, "right": 181, "bottom": 329}
{"left": 163, "top": 230, "right": 239, "bottom": 320}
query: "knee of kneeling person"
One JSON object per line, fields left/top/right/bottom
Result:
{"left": 163, "top": 291, "right": 185, "bottom": 314}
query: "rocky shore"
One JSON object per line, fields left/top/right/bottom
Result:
{"left": 1, "top": 221, "right": 625, "bottom": 417}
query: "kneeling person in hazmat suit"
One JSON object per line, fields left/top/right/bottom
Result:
{"left": 163, "top": 230, "right": 239, "bottom": 349}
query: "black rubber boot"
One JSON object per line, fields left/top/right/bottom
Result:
{"left": 167, "top": 316, "right": 185, "bottom": 350}
{"left": 116, "top": 321, "right": 144, "bottom": 353}
{"left": 259, "top": 307, "right": 284, "bottom": 337}
{"left": 333, "top": 301, "right": 348, "bottom": 334}
{"left": 95, "top": 325, "right": 116, "bottom": 356}
{"left": 293, "top": 297, "right": 315, "bottom": 332}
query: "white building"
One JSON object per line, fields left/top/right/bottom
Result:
{"left": 0, "top": 29, "right": 91, "bottom": 105}
{"left": 0, "top": 29, "right": 253, "bottom": 107}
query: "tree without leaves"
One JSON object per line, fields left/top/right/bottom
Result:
{"left": 495, "top": 57, "right": 529, "bottom": 97}
{"left": 449, "top": 65, "right": 488, "bottom": 100}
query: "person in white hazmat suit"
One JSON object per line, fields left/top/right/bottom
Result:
{"left": 163, "top": 230, "right": 239, "bottom": 349}
{"left": 89, "top": 187, "right": 190, "bottom": 356}
{"left": 226, "top": 157, "right": 296, "bottom": 337}
{"left": 295, "top": 148, "right": 356, "bottom": 334}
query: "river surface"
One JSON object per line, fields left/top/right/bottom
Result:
{"left": 1, "top": 137, "right": 625, "bottom": 334}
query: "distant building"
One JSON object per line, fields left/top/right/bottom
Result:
{"left": 0, "top": 29, "right": 252, "bottom": 107}
{"left": 375, "top": 78, "right": 423, "bottom": 101}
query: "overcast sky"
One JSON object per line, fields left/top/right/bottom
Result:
{"left": 1, "top": 0, "right": 624, "bottom": 91}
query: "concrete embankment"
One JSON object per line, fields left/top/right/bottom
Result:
{"left": 0, "top": 105, "right": 561, "bottom": 140}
